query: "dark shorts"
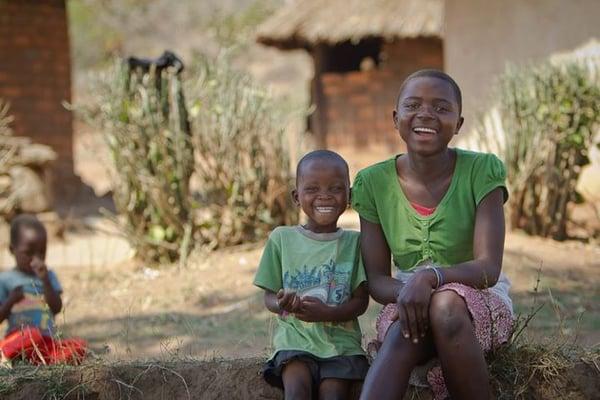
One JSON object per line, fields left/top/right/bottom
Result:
{"left": 263, "top": 350, "right": 369, "bottom": 389}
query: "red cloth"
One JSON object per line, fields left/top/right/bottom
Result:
{"left": 410, "top": 201, "right": 436, "bottom": 216}
{"left": 0, "top": 327, "right": 86, "bottom": 365}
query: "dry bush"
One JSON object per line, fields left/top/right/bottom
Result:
{"left": 186, "top": 56, "right": 298, "bottom": 249}
{"left": 81, "top": 62, "right": 195, "bottom": 264}
{"left": 474, "top": 61, "right": 600, "bottom": 240}
{"left": 81, "top": 56, "right": 299, "bottom": 263}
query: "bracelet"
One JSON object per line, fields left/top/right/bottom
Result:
{"left": 426, "top": 266, "right": 444, "bottom": 289}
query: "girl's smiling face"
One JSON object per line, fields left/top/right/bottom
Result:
{"left": 393, "top": 76, "right": 464, "bottom": 156}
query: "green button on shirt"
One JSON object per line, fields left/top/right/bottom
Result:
{"left": 351, "top": 148, "right": 508, "bottom": 271}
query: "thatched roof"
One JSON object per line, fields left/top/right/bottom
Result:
{"left": 257, "top": 0, "right": 444, "bottom": 49}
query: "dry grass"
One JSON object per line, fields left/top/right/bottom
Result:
{"left": 488, "top": 270, "right": 599, "bottom": 399}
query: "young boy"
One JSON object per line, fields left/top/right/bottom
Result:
{"left": 254, "top": 150, "right": 369, "bottom": 399}
{"left": 0, "top": 214, "right": 86, "bottom": 365}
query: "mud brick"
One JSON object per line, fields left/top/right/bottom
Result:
{"left": 321, "top": 73, "right": 344, "bottom": 85}
{"left": 345, "top": 71, "right": 370, "bottom": 85}
{"left": 0, "top": 0, "right": 73, "bottom": 179}
{"left": 323, "top": 82, "right": 344, "bottom": 96}
{"left": 0, "top": 87, "right": 22, "bottom": 97}
{"left": 326, "top": 107, "right": 341, "bottom": 120}
{"left": 348, "top": 93, "right": 370, "bottom": 106}
{"left": 358, "top": 107, "right": 376, "bottom": 121}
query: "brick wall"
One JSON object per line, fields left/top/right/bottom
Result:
{"left": 0, "top": 0, "right": 73, "bottom": 183}
{"left": 319, "top": 38, "right": 443, "bottom": 156}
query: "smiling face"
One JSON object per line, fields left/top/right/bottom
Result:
{"left": 10, "top": 227, "right": 47, "bottom": 275}
{"left": 393, "top": 76, "right": 464, "bottom": 156}
{"left": 292, "top": 158, "right": 350, "bottom": 233}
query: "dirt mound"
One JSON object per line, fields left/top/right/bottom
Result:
{"left": 0, "top": 357, "right": 597, "bottom": 399}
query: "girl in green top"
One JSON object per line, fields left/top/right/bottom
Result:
{"left": 353, "top": 70, "right": 513, "bottom": 400}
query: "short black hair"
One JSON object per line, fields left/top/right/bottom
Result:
{"left": 10, "top": 214, "right": 47, "bottom": 247}
{"left": 396, "top": 69, "right": 462, "bottom": 115}
{"left": 296, "top": 150, "right": 350, "bottom": 185}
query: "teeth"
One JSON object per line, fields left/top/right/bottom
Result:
{"left": 413, "top": 127, "right": 437, "bottom": 134}
{"left": 315, "top": 207, "right": 335, "bottom": 213}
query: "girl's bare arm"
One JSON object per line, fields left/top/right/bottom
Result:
{"left": 359, "top": 218, "right": 402, "bottom": 305}
{"left": 436, "top": 188, "right": 505, "bottom": 288}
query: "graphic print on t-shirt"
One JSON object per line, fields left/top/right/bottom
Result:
{"left": 283, "top": 259, "right": 352, "bottom": 306}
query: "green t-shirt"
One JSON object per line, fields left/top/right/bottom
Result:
{"left": 254, "top": 226, "right": 367, "bottom": 359}
{"left": 351, "top": 148, "right": 508, "bottom": 271}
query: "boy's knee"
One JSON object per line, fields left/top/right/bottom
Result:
{"left": 282, "top": 361, "right": 313, "bottom": 400}
{"left": 429, "top": 291, "right": 471, "bottom": 339}
{"left": 285, "top": 382, "right": 312, "bottom": 400}
{"left": 320, "top": 391, "right": 347, "bottom": 400}
{"left": 319, "top": 379, "right": 350, "bottom": 400}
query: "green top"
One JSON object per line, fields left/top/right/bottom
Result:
{"left": 351, "top": 148, "right": 508, "bottom": 271}
{"left": 254, "top": 226, "right": 367, "bottom": 359}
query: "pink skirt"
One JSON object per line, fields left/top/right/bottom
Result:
{"left": 374, "top": 283, "right": 514, "bottom": 400}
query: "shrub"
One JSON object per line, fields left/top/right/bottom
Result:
{"left": 82, "top": 62, "right": 195, "bottom": 264}
{"left": 81, "top": 55, "right": 299, "bottom": 263}
{"left": 186, "top": 57, "right": 298, "bottom": 249}
{"left": 474, "top": 61, "right": 600, "bottom": 239}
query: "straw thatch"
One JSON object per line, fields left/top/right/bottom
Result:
{"left": 257, "top": 0, "right": 444, "bottom": 49}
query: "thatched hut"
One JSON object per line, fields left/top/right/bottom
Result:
{"left": 257, "top": 0, "right": 444, "bottom": 156}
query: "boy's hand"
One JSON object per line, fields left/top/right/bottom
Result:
{"left": 294, "top": 296, "right": 332, "bottom": 322}
{"left": 8, "top": 286, "right": 24, "bottom": 305}
{"left": 276, "top": 289, "right": 302, "bottom": 313}
{"left": 31, "top": 257, "right": 49, "bottom": 281}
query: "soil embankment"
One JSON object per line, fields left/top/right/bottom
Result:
{"left": 1, "top": 357, "right": 598, "bottom": 399}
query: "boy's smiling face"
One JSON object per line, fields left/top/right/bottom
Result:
{"left": 393, "top": 76, "right": 464, "bottom": 156}
{"left": 10, "top": 227, "right": 47, "bottom": 275}
{"left": 292, "top": 158, "right": 350, "bottom": 233}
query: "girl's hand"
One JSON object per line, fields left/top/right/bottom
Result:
{"left": 394, "top": 270, "right": 436, "bottom": 343}
{"left": 294, "top": 296, "right": 332, "bottom": 322}
{"left": 276, "top": 289, "right": 302, "bottom": 314}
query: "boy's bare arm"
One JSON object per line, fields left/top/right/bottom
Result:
{"left": 294, "top": 283, "right": 369, "bottom": 323}
{"left": 0, "top": 287, "right": 24, "bottom": 322}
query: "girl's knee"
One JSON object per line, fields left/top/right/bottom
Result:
{"left": 382, "top": 321, "right": 410, "bottom": 349}
{"left": 379, "top": 321, "right": 432, "bottom": 364}
{"left": 429, "top": 291, "right": 471, "bottom": 338}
